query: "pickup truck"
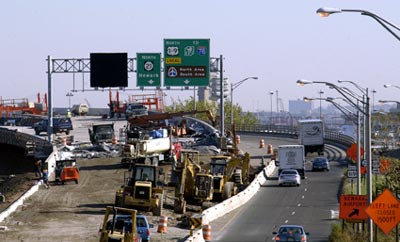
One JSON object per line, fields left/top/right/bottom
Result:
{"left": 88, "top": 123, "right": 115, "bottom": 144}
{"left": 33, "top": 117, "right": 73, "bottom": 135}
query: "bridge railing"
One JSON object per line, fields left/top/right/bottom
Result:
{"left": 236, "top": 124, "right": 355, "bottom": 150}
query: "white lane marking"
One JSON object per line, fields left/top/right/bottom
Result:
{"left": 285, "top": 220, "right": 289, "bottom": 224}
{"left": 304, "top": 188, "right": 307, "bottom": 192}
{"left": 297, "top": 203, "right": 301, "bottom": 207}
{"left": 302, "top": 195, "right": 305, "bottom": 199}
{"left": 291, "top": 211, "right": 296, "bottom": 215}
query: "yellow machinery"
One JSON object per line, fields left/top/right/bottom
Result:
{"left": 173, "top": 149, "right": 214, "bottom": 214}
{"left": 209, "top": 152, "right": 251, "bottom": 201}
{"left": 115, "top": 164, "right": 164, "bottom": 216}
{"left": 99, "top": 206, "right": 139, "bottom": 242}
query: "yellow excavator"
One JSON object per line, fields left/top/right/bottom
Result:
{"left": 98, "top": 206, "right": 139, "bottom": 242}
{"left": 173, "top": 149, "right": 214, "bottom": 214}
{"left": 209, "top": 152, "right": 251, "bottom": 201}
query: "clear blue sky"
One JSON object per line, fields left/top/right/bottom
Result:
{"left": 1, "top": 0, "right": 399, "bottom": 112}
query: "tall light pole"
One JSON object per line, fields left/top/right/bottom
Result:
{"left": 318, "top": 90, "right": 324, "bottom": 119}
{"left": 269, "top": 91, "right": 274, "bottom": 124}
{"left": 372, "top": 89, "right": 376, "bottom": 112}
{"left": 315, "top": 9, "right": 400, "bottom": 240}
{"left": 230, "top": 77, "right": 258, "bottom": 127}
{"left": 66, "top": 92, "right": 73, "bottom": 109}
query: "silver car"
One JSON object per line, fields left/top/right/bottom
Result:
{"left": 278, "top": 169, "right": 301, "bottom": 186}
{"left": 273, "top": 225, "right": 309, "bottom": 242}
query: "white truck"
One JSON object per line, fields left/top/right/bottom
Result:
{"left": 121, "top": 127, "right": 178, "bottom": 167}
{"left": 277, "top": 145, "right": 306, "bottom": 179}
{"left": 297, "top": 119, "right": 324, "bottom": 156}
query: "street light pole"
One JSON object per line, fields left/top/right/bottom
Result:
{"left": 319, "top": 90, "right": 324, "bottom": 119}
{"left": 299, "top": 79, "right": 372, "bottom": 240}
{"left": 269, "top": 91, "right": 274, "bottom": 124}
{"left": 317, "top": 7, "right": 400, "bottom": 41}
{"left": 66, "top": 92, "right": 73, "bottom": 109}
{"left": 230, "top": 77, "right": 258, "bottom": 127}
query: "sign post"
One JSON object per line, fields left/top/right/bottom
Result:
{"left": 163, "top": 39, "right": 210, "bottom": 87}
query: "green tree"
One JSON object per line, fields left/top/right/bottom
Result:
{"left": 164, "top": 97, "right": 258, "bottom": 129}
{"left": 376, "top": 157, "right": 400, "bottom": 191}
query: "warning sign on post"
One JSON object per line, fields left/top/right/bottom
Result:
{"left": 339, "top": 194, "right": 368, "bottom": 221}
{"left": 365, "top": 189, "right": 400, "bottom": 234}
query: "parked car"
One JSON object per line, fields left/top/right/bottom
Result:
{"left": 272, "top": 225, "right": 309, "bottom": 242}
{"left": 278, "top": 169, "right": 301, "bottom": 186}
{"left": 312, "top": 157, "right": 330, "bottom": 171}
{"left": 105, "top": 214, "right": 153, "bottom": 242}
{"left": 33, "top": 117, "right": 73, "bottom": 135}
{"left": 125, "top": 103, "right": 148, "bottom": 119}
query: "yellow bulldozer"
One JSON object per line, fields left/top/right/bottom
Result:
{"left": 98, "top": 206, "right": 139, "bottom": 242}
{"left": 173, "top": 149, "right": 214, "bottom": 214}
{"left": 209, "top": 152, "right": 251, "bottom": 201}
{"left": 115, "top": 163, "right": 164, "bottom": 216}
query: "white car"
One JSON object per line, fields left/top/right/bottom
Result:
{"left": 278, "top": 169, "right": 301, "bottom": 186}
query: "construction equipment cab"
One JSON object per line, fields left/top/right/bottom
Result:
{"left": 55, "top": 159, "right": 79, "bottom": 185}
{"left": 210, "top": 152, "right": 251, "bottom": 201}
{"left": 99, "top": 206, "right": 140, "bottom": 242}
{"left": 172, "top": 149, "right": 214, "bottom": 214}
{"left": 115, "top": 164, "right": 164, "bottom": 216}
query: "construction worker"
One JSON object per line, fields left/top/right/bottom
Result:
{"left": 34, "top": 159, "right": 42, "bottom": 178}
{"left": 66, "top": 109, "right": 72, "bottom": 119}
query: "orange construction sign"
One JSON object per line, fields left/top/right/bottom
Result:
{"left": 339, "top": 194, "right": 368, "bottom": 221}
{"left": 365, "top": 189, "right": 400, "bottom": 234}
{"left": 346, "top": 143, "right": 364, "bottom": 161}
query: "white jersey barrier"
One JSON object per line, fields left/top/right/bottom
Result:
{"left": 185, "top": 160, "right": 276, "bottom": 242}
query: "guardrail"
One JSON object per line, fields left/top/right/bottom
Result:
{"left": 236, "top": 124, "right": 355, "bottom": 150}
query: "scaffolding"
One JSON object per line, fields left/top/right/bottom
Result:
{"left": 128, "top": 90, "right": 164, "bottom": 112}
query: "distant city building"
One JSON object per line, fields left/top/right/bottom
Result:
{"left": 288, "top": 99, "right": 312, "bottom": 116}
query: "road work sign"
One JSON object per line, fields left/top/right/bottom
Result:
{"left": 339, "top": 194, "right": 368, "bottom": 221}
{"left": 365, "top": 189, "right": 400, "bottom": 234}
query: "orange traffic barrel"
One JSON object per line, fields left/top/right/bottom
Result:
{"left": 157, "top": 216, "right": 168, "bottom": 233}
{"left": 267, "top": 144, "right": 273, "bottom": 154}
{"left": 235, "top": 135, "right": 240, "bottom": 144}
{"left": 259, "top": 139, "right": 265, "bottom": 148}
{"left": 112, "top": 135, "right": 118, "bottom": 144}
{"left": 202, "top": 224, "right": 211, "bottom": 241}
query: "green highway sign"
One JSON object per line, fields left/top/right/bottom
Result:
{"left": 164, "top": 39, "right": 210, "bottom": 87}
{"left": 136, "top": 53, "right": 161, "bottom": 87}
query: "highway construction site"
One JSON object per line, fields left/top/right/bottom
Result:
{"left": 0, "top": 110, "right": 271, "bottom": 242}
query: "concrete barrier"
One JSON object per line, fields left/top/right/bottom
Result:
{"left": 184, "top": 161, "right": 276, "bottom": 242}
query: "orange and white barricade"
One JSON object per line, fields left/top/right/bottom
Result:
{"left": 259, "top": 139, "right": 265, "bottom": 148}
{"left": 267, "top": 144, "right": 273, "bottom": 154}
{"left": 157, "top": 216, "right": 168, "bottom": 233}
{"left": 202, "top": 224, "right": 211, "bottom": 241}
